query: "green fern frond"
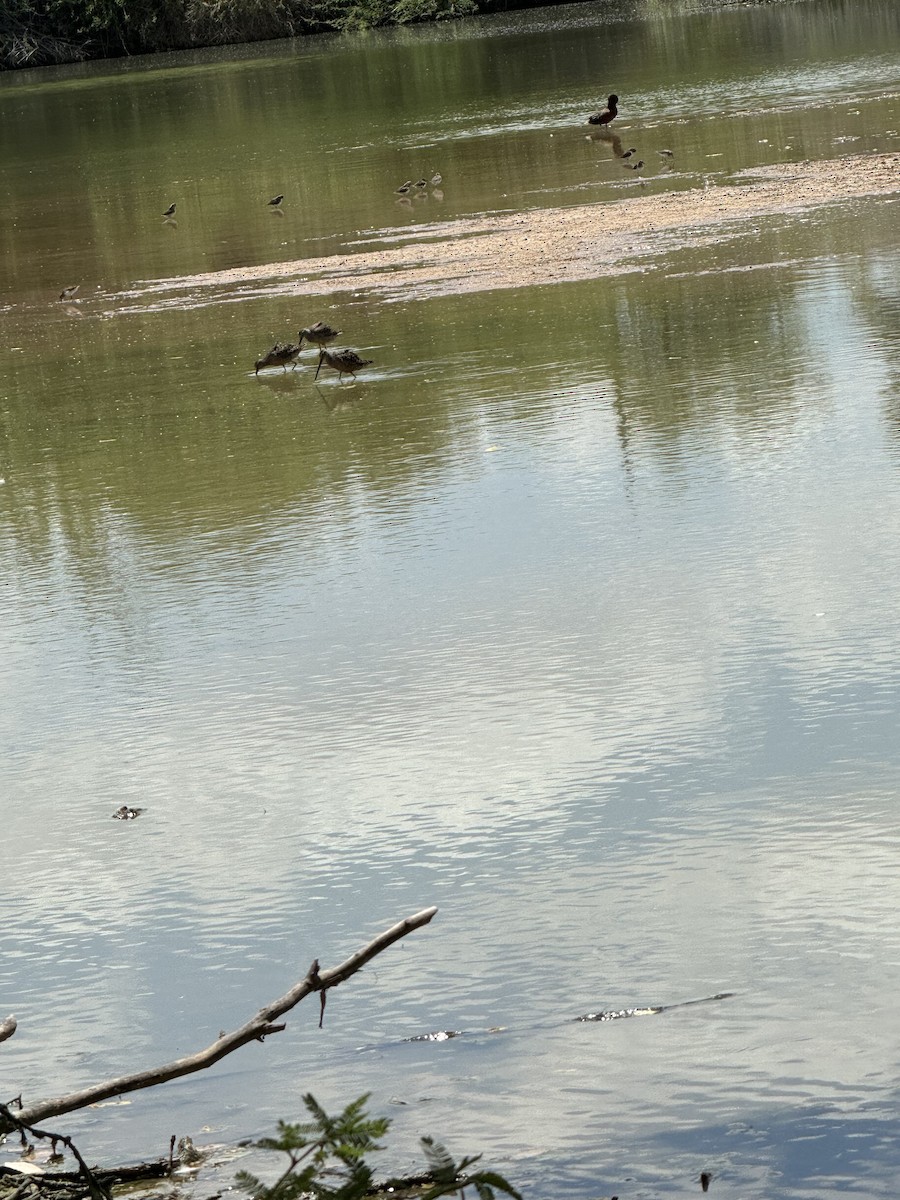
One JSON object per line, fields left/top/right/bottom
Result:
{"left": 235, "top": 1095, "right": 517, "bottom": 1200}
{"left": 471, "top": 1171, "right": 523, "bottom": 1200}
{"left": 420, "top": 1136, "right": 459, "bottom": 1185}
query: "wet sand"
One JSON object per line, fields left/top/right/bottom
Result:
{"left": 125, "top": 153, "right": 900, "bottom": 309}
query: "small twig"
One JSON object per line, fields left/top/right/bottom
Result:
{"left": 305, "top": 959, "right": 326, "bottom": 1028}
{"left": 0, "top": 1104, "right": 112, "bottom": 1200}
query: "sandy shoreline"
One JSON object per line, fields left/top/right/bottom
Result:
{"left": 124, "top": 153, "right": 900, "bottom": 309}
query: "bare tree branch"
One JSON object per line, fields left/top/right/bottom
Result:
{"left": 4, "top": 906, "right": 437, "bottom": 1133}
{"left": 0, "top": 1015, "right": 16, "bottom": 1044}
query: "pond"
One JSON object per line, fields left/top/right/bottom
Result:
{"left": 2, "top": 1, "right": 900, "bottom": 1197}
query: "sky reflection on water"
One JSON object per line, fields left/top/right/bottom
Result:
{"left": 3, "top": 2, "right": 900, "bottom": 1198}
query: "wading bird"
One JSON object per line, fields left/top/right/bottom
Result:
{"left": 58, "top": 284, "right": 80, "bottom": 301}
{"left": 255, "top": 343, "right": 301, "bottom": 374}
{"left": 315, "top": 348, "right": 373, "bottom": 383}
{"left": 299, "top": 321, "right": 341, "bottom": 351}
{"left": 396, "top": 180, "right": 413, "bottom": 194}
{"left": 163, "top": 202, "right": 176, "bottom": 218}
{"left": 268, "top": 194, "right": 284, "bottom": 207}
{"left": 587, "top": 94, "right": 618, "bottom": 127}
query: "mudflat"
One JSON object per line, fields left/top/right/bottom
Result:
{"left": 128, "top": 153, "right": 900, "bottom": 309}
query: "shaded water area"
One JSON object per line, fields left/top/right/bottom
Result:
{"left": 2, "top": 1, "right": 900, "bottom": 1197}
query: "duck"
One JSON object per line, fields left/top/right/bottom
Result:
{"left": 255, "top": 343, "right": 301, "bottom": 374}
{"left": 314, "top": 348, "right": 373, "bottom": 383}
{"left": 299, "top": 321, "right": 341, "bottom": 351}
{"left": 587, "top": 94, "right": 618, "bottom": 127}
{"left": 112, "top": 805, "right": 144, "bottom": 820}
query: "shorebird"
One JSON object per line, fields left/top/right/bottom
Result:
{"left": 621, "top": 148, "right": 638, "bottom": 159}
{"left": 657, "top": 149, "right": 674, "bottom": 158}
{"left": 587, "top": 94, "right": 618, "bottom": 127}
{"left": 396, "top": 180, "right": 413, "bottom": 194}
{"left": 414, "top": 178, "right": 428, "bottom": 188}
{"left": 268, "top": 194, "right": 284, "bottom": 207}
{"left": 163, "top": 202, "right": 176, "bottom": 218}
{"left": 315, "top": 348, "right": 373, "bottom": 382}
{"left": 255, "top": 343, "right": 301, "bottom": 374}
{"left": 623, "top": 160, "right": 644, "bottom": 170}
{"left": 299, "top": 321, "right": 341, "bottom": 351}
{"left": 430, "top": 172, "right": 442, "bottom": 187}
{"left": 58, "top": 284, "right": 80, "bottom": 302}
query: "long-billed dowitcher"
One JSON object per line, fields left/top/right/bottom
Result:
{"left": 255, "top": 343, "right": 301, "bottom": 374}
{"left": 587, "top": 94, "right": 618, "bottom": 127}
{"left": 314, "top": 348, "right": 373, "bottom": 382}
{"left": 299, "top": 321, "right": 341, "bottom": 351}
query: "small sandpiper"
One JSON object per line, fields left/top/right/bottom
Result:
{"left": 299, "top": 321, "right": 341, "bottom": 351}
{"left": 315, "top": 348, "right": 373, "bottom": 383}
{"left": 255, "top": 343, "right": 301, "bottom": 374}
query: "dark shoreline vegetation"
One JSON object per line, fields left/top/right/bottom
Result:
{"left": 1, "top": 0, "right": 790, "bottom": 71}
{"left": 0, "top": 0, "right": 531, "bottom": 70}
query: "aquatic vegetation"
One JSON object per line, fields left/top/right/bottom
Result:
{"left": 237, "top": 1094, "right": 521, "bottom": 1200}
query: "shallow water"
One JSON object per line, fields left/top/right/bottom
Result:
{"left": 2, "top": 2, "right": 900, "bottom": 1198}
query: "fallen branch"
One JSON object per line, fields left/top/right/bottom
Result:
{"left": 2, "top": 907, "right": 437, "bottom": 1134}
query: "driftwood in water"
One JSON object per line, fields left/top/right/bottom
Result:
{"left": 0, "top": 1160, "right": 171, "bottom": 1186}
{"left": 0, "top": 907, "right": 438, "bottom": 1136}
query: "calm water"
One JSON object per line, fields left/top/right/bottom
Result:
{"left": 2, "top": 1, "right": 900, "bottom": 1198}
